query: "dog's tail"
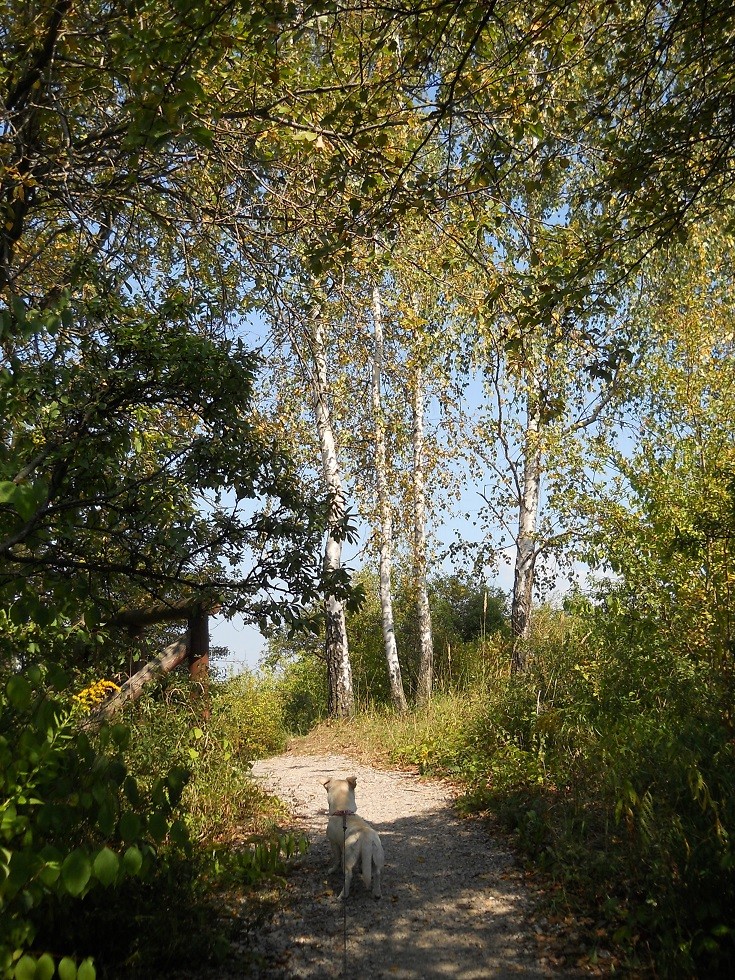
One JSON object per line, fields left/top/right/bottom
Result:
{"left": 360, "top": 833, "right": 374, "bottom": 890}
{"left": 360, "top": 831, "right": 384, "bottom": 889}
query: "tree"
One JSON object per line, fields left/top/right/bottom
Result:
{"left": 578, "top": 0, "right": 735, "bottom": 254}
{"left": 370, "top": 274, "right": 408, "bottom": 712}
{"left": 409, "top": 8, "right": 644, "bottom": 670}
{"left": 408, "top": 291, "right": 435, "bottom": 703}
{"left": 250, "top": 262, "right": 361, "bottom": 718}
{"left": 572, "top": 223, "right": 735, "bottom": 664}
{"left": 310, "top": 306, "right": 356, "bottom": 717}
{"left": 0, "top": 0, "right": 366, "bottom": 671}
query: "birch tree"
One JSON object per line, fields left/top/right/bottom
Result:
{"left": 310, "top": 309, "right": 355, "bottom": 717}
{"left": 256, "top": 272, "right": 358, "bottom": 718}
{"left": 371, "top": 276, "right": 408, "bottom": 712}
{"left": 371, "top": 229, "right": 469, "bottom": 702}
{"left": 409, "top": 295, "right": 435, "bottom": 704}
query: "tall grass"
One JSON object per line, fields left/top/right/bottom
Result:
{"left": 122, "top": 671, "right": 290, "bottom": 842}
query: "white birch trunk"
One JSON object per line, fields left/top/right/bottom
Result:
{"left": 511, "top": 389, "right": 542, "bottom": 674}
{"left": 310, "top": 316, "right": 354, "bottom": 717}
{"left": 511, "top": 135, "right": 543, "bottom": 676}
{"left": 410, "top": 305, "right": 434, "bottom": 704}
{"left": 372, "top": 282, "right": 408, "bottom": 712}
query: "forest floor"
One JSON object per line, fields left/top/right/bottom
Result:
{"left": 212, "top": 736, "right": 604, "bottom": 979}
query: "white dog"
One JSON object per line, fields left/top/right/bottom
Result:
{"left": 324, "top": 776, "right": 384, "bottom": 899}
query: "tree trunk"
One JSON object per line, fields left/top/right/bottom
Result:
{"left": 410, "top": 310, "right": 434, "bottom": 704}
{"left": 511, "top": 134, "right": 543, "bottom": 676}
{"left": 372, "top": 282, "right": 408, "bottom": 712}
{"left": 187, "top": 606, "right": 210, "bottom": 719}
{"left": 310, "top": 315, "right": 354, "bottom": 718}
{"left": 511, "top": 391, "right": 542, "bottom": 674}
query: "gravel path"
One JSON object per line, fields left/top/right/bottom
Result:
{"left": 245, "top": 752, "right": 566, "bottom": 979}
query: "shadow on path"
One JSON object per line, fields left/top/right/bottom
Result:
{"left": 243, "top": 754, "right": 562, "bottom": 979}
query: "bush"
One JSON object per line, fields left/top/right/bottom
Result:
{"left": 211, "top": 671, "right": 287, "bottom": 761}
{"left": 121, "top": 671, "right": 288, "bottom": 845}
{"left": 0, "top": 664, "right": 189, "bottom": 980}
{"left": 275, "top": 655, "right": 328, "bottom": 735}
{"left": 374, "top": 600, "right": 735, "bottom": 975}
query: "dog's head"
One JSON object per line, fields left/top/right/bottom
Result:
{"left": 324, "top": 776, "right": 357, "bottom": 815}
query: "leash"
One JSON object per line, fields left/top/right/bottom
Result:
{"left": 331, "top": 809, "right": 355, "bottom": 978}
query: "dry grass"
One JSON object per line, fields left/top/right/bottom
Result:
{"left": 287, "top": 713, "right": 400, "bottom": 767}
{"left": 286, "top": 690, "right": 486, "bottom": 773}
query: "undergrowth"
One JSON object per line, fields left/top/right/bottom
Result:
{"left": 1, "top": 666, "right": 304, "bottom": 979}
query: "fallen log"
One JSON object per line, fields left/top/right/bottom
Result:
{"left": 87, "top": 632, "right": 190, "bottom": 726}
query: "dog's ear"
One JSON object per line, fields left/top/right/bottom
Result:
{"left": 323, "top": 778, "right": 332, "bottom": 790}
{"left": 347, "top": 776, "right": 357, "bottom": 789}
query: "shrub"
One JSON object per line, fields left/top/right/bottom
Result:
{"left": 275, "top": 655, "right": 328, "bottom": 734}
{"left": 372, "top": 600, "right": 735, "bottom": 975}
{"left": 0, "top": 664, "right": 189, "bottom": 979}
{"left": 121, "top": 671, "right": 288, "bottom": 844}
{"left": 211, "top": 671, "right": 287, "bottom": 761}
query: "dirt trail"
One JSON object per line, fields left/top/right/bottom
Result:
{"left": 245, "top": 752, "right": 569, "bottom": 979}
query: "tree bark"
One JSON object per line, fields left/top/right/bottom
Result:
{"left": 511, "top": 390, "right": 542, "bottom": 674}
{"left": 108, "top": 598, "right": 220, "bottom": 628}
{"left": 372, "top": 282, "right": 408, "bottom": 712}
{"left": 187, "top": 607, "right": 210, "bottom": 719}
{"left": 310, "top": 315, "right": 354, "bottom": 718}
{"left": 511, "top": 125, "right": 543, "bottom": 676}
{"left": 410, "top": 312, "right": 434, "bottom": 704}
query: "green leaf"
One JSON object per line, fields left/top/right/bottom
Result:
{"left": 61, "top": 849, "right": 92, "bottom": 897}
{"left": 11, "top": 294, "right": 26, "bottom": 325}
{"left": 110, "top": 724, "right": 130, "bottom": 750}
{"left": 122, "top": 845, "right": 142, "bottom": 876}
{"left": 77, "top": 960, "right": 95, "bottom": 980}
{"left": 96, "top": 801, "right": 116, "bottom": 836}
{"left": 57, "top": 959, "right": 77, "bottom": 980}
{"left": 34, "top": 954, "right": 55, "bottom": 980}
{"left": 169, "top": 818, "right": 189, "bottom": 848}
{"left": 107, "top": 760, "right": 126, "bottom": 785}
{"left": 38, "top": 846, "right": 62, "bottom": 886}
{"left": 118, "top": 811, "right": 141, "bottom": 842}
{"left": 46, "top": 665, "right": 69, "bottom": 690}
{"left": 11, "top": 481, "right": 46, "bottom": 521}
{"left": 123, "top": 775, "right": 139, "bottom": 806}
{"left": 147, "top": 810, "right": 168, "bottom": 843}
{"left": 190, "top": 125, "right": 213, "bottom": 148}
{"left": 92, "top": 847, "right": 119, "bottom": 887}
{"left": 12, "top": 955, "right": 36, "bottom": 980}
{"left": 6, "top": 675, "right": 32, "bottom": 710}
{"left": 165, "top": 766, "right": 189, "bottom": 805}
